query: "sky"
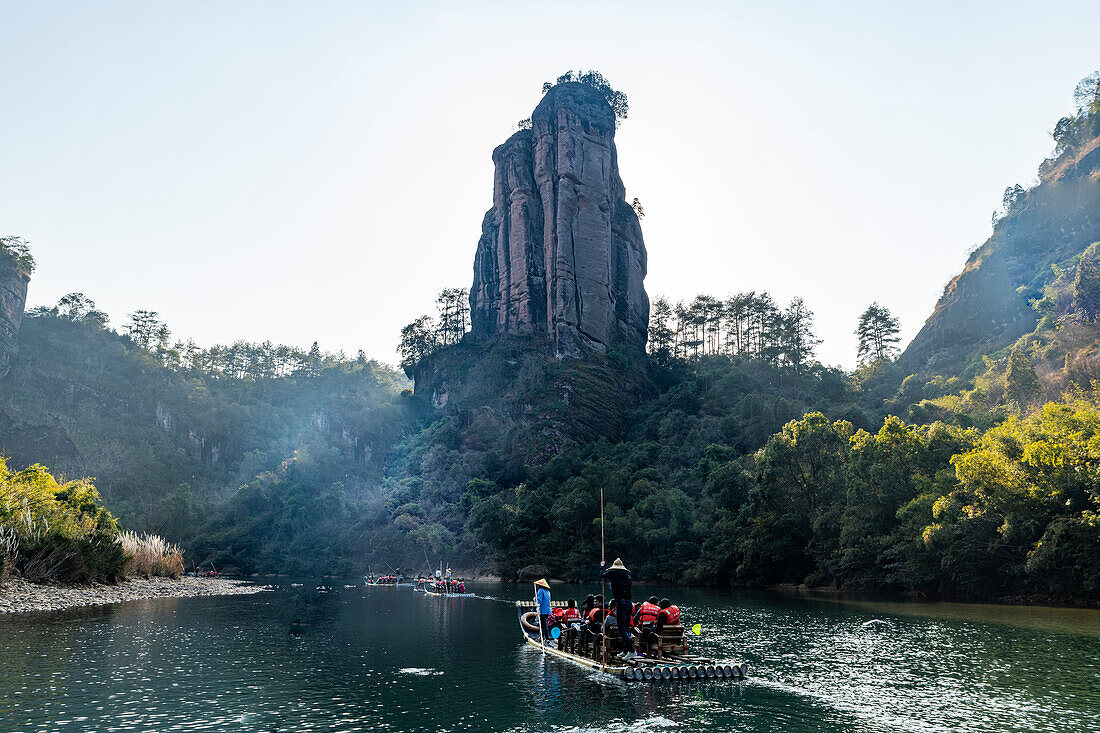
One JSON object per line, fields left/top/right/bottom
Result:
{"left": 2, "top": 1, "right": 1098, "bottom": 369}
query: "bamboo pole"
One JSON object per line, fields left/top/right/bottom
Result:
{"left": 600, "top": 486, "right": 606, "bottom": 672}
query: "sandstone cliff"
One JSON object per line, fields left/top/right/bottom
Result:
{"left": 470, "top": 82, "right": 649, "bottom": 356}
{"left": 0, "top": 258, "right": 30, "bottom": 379}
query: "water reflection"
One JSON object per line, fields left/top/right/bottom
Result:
{"left": 0, "top": 580, "right": 1096, "bottom": 732}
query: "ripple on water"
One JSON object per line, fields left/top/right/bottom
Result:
{"left": 0, "top": 582, "right": 1096, "bottom": 733}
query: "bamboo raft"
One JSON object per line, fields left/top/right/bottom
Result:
{"left": 423, "top": 583, "right": 474, "bottom": 597}
{"left": 516, "top": 600, "right": 748, "bottom": 682}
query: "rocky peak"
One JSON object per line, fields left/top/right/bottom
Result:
{"left": 470, "top": 82, "right": 649, "bottom": 356}
{"left": 0, "top": 255, "right": 30, "bottom": 379}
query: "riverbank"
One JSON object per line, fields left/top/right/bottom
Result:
{"left": 764, "top": 582, "right": 1099, "bottom": 608}
{"left": 0, "top": 576, "right": 270, "bottom": 614}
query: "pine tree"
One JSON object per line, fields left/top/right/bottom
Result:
{"left": 856, "top": 303, "right": 901, "bottom": 365}
{"left": 647, "top": 297, "right": 674, "bottom": 358}
{"left": 780, "top": 297, "right": 821, "bottom": 373}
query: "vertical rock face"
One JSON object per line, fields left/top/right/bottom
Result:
{"left": 0, "top": 262, "right": 29, "bottom": 378}
{"left": 470, "top": 83, "right": 649, "bottom": 355}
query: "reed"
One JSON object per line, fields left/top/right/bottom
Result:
{"left": 0, "top": 525, "right": 17, "bottom": 585}
{"left": 118, "top": 531, "right": 184, "bottom": 579}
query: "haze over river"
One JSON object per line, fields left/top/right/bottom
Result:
{"left": 1, "top": 580, "right": 1097, "bottom": 732}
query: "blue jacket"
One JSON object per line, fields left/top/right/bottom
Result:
{"left": 536, "top": 587, "right": 551, "bottom": 614}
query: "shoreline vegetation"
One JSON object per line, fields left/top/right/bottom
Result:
{"left": 0, "top": 576, "right": 268, "bottom": 614}
{"left": 0, "top": 458, "right": 253, "bottom": 613}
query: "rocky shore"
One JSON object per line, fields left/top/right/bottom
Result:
{"left": 0, "top": 576, "right": 269, "bottom": 614}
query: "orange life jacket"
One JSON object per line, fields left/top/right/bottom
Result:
{"left": 586, "top": 608, "right": 603, "bottom": 624}
{"left": 562, "top": 607, "right": 580, "bottom": 620}
{"left": 658, "top": 605, "right": 681, "bottom": 625}
{"left": 636, "top": 601, "right": 660, "bottom": 625}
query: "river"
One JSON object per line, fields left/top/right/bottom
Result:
{"left": 1, "top": 580, "right": 1096, "bottom": 732}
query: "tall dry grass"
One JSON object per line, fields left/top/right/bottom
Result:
{"left": 118, "top": 531, "right": 184, "bottom": 579}
{"left": 0, "top": 525, "right": 17, "bottom": 585}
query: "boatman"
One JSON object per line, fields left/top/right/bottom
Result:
{"left": 534, "top": 578, "right": 552, "bottom": 640}
{"left": 601, "top": 558, "right": 638, "bottom": 659}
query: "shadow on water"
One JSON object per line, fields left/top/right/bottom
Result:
{"left": 0, "top": 579, "right": 1096, "bottom": 732}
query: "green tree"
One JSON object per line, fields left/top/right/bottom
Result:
{"left": 125, "top": 310, "right": 169, "bottom": 351}
{"left": 780, "top": 297, "right": 820, "bottom": 373}
{"left": 1004, "top": 347, "right": 1039, "bottom": 405}
{"left": 545, "top": 69, "right": 629, "bottom": 124}
{"left": 647, "top": 297, "right": 675, "bottom": 358}
{"left": 856, "top": 303, "right": 901, "bottom": 365}
{"left": 398, "top": 315, "right": 438, "bottom": 371}
{"left": 0, "top": 236, "right": 35, "bottom": 276}
{"left": 1072, "top": 70, "right": 1100, "bottom": 115}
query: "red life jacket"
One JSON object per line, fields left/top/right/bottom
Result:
{"left": 551, "top": 607, "right": 564, "bottom": 618}
{"left": 636, "top": 602, "right": 660, "bottom": 625}
{"left": 586, "top": 608, "right": 603, "bottom": 623}
{"left": 659, "top": 605, "right": 681, "bottom": 625}
{"left": 562, "top": 607, "right": 580, "bottom": 620}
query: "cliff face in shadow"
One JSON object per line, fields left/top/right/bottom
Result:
{"left": 0, "top": 256, "right": 30, "bottom": 379}
{"left": 470, "top": 82, "right": 649, "bottom": 357}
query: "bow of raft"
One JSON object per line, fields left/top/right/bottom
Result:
{"left": 516, "top": 600, "right": 747, "bottom": 683}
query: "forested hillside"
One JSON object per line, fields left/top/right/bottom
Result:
{"left": 0, "top": 299, "right": 425, "bottom": 574}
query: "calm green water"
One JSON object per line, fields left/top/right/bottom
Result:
{"left": 1, "top": 580, "right": 1097, "bottom": 732}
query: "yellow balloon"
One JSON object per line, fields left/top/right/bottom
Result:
{"left": 691, "top": 623, "right": 702, "bottom": 636}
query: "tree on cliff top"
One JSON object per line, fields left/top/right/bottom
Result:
{"left": 542, "top": 70, "right": 628, "bottom": 124}
{"left": 0, "top": 236, "right": 35, "bottom": 277}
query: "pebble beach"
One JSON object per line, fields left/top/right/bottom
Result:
{"left": 0, "top": 576, "right": 269, "bottom": 614}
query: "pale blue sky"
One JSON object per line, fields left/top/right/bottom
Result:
{"left": 2, "top": 1, "right": 1097, "bottom": 368}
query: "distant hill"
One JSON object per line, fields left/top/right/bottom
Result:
{"left": 901, "top": 76, "right": 1100, "bottom": 377}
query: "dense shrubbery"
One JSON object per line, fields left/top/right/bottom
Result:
{"left": 0, "top": 458, "right": 126, "bottom": 584}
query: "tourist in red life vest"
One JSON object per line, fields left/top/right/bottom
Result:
{"left": 561, "top": 598, "right": 581, "bottom": 622}
{"left": 656, "top": 598, "right": 681, "bottom": 631}
{"left": 582, "top": 603, "right": 604, "bottom": 656}
{"left": 634, "top": 596, "right": 660, "bottom": 627}
{"left": 635, "top": 596, "right": 661, "bottom": 649}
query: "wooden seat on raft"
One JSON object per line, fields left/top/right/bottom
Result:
{"left": 644, "top": 624, "right": 686, "bottom": 657}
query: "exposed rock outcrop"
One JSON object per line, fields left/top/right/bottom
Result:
{"left": 470, "top": 82, "right": 649, "bottom": 356}
{"left": 0, "top": 261, "right": 30, "bottom": 379}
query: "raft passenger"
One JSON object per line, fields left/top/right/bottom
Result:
{"left": 656, "top": 598, "right": 680, "bottom": 631}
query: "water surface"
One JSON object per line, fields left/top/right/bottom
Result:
{"left": 1, "top": 580, "right": 1096, "bottom": 732}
